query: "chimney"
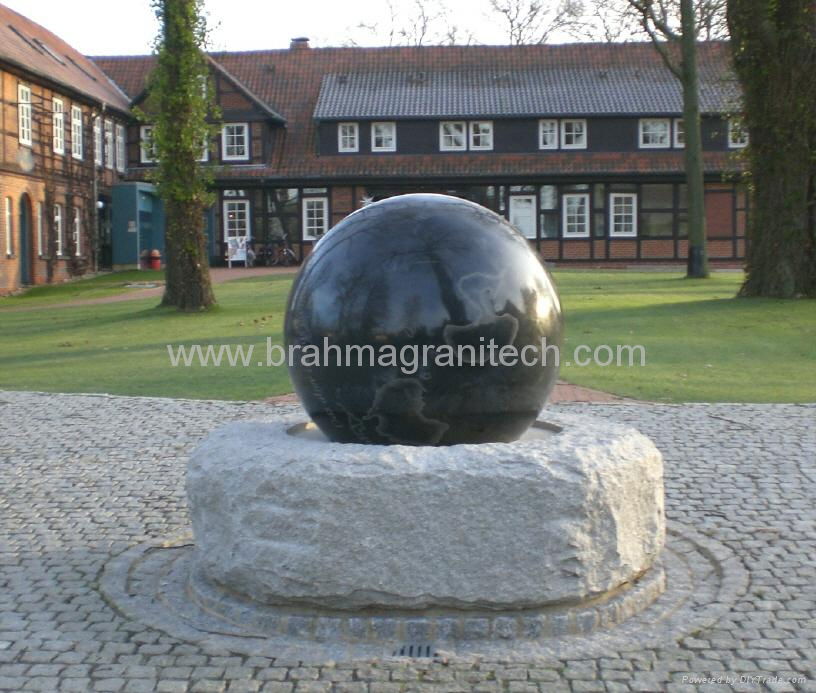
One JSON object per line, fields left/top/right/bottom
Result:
{"left": 290, "top": 37, "right": 310, "bottom": 50}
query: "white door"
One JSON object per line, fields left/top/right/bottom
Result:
{"left": 223, "top": 199, "right": 250, "bottom": 266}
{"left": 509, "top": 195, "right": 537, "bottom": 239}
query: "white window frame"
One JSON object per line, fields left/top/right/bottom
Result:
{"left": 53, "top": 98, "right": 65, "bottom": 155}
{"left": 103, "top": 119, "right": 114, "bottom": 170}
{"left": 302, "top": 197, "right": 329, "bottom": 240}
{"left": 561, "top": 119, "right": 587, "bottom": 149}
{"left": 638, "top": 118, "right": 671, "bottom": 149}
{"left": 728, "top": 118, "right": 749, "bottom": 148}
{"left": 37, "top": 201, "right": 44, "bottom": 256}
{"left": 18, "top": 84, "right": 32, "bottom": 146}
{"left": 94, "top": 117, "right": 102, "bottom": 166}
{"left": 538, "top": 119, "right": 558, "bottom": 150}
{"left": 469, "top": 121, "right": 493, "bottom": 150}
{"left": 222, "top": 199, "right": 250, "bottom": 242}
{"left": 221, "top": 123, "right": 249, "bottom": 161}
{"left": 71, "top": 105, "right": 83, "bottom": 159}
{"left": 673, "top": 118, "right": 685, "bottom": 149}
{"left": 199, "top": 136, "right": 210, "bottom": 163}
{"left": 337, "top": 122, "right": 359, "bottom": 152}
{"left": 439, "top": 121, "right": 466, "bottom": 151}
{"left": 609, "top": 193, "right": 638, "bottom": 238}
{"left": 5, "top": 197, "right": 13, "bottom": 256}
{"left": 115, "top": 123, "right": 126, "bottom": 173}
{"left": 72, "top": 207, "right": 81, "bottom": 256}
{"left": 140, "top": 126, "right": 156, "bottom": 163}
{"left": 54, "top": 204, "right": 63, "bottom": 256}
{"left": 371, "top": 122, "right": 396, "bottom": 152}
{"left": 562, "top": 193, "right": 590, "bottom": 238}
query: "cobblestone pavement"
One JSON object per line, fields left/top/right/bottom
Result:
{"left": 0, "top": 391, "right": 814, "bottom": 692}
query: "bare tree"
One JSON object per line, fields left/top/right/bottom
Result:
{"left": 344, "top": 0, "right": 471, "bottom": 47}
{"left": 577, "top": 0, "right": 726, "bottom": 42}
{"left": 695, "top": 0, "right": 728, "bottom": 40}
{"left": 488, "top": 0, "right": 585, "bottom": 44}
{"left": 574, "top": 0, "right": 640, "bottom": 41}
{"left": 624, "top": 0, "right": 709, "bottom": 278}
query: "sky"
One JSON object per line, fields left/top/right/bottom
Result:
{"left": 2, "top": 0, "right": 533, "bottom": 56}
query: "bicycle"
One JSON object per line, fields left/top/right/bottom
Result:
{"left": 259, "top": 240, "right": 299, "bottom": 267}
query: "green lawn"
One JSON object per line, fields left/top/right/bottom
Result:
{"left": 0, "top": 270, "right": 813, "bottom": 402}
{"left": 0, "top": 274, "right": 292, "bottom": 400}
{"left": 556, "top": 272, "right": 815, "bottom": 402}
{"left": 0, "top": 270, "right": 165, "bottom": 307}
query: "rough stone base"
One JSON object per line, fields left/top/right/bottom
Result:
{"left": 187, "top": 412, "right": 665, "bottom": 611}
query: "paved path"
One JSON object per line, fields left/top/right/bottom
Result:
{"left": 0, "top": 267, "right": 297, "bottom": 311}
{"left": 0, "top": 391, "right": 814, "bottom": 692}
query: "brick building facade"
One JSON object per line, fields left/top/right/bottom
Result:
{"left": 1, "top": 3, "right": 747, "bottom": 293}
{"left": 0, "top": 4, "right": 131, "bottom": 293}
{"left": 95, "top": 39, "right": 747, "bottom": 270}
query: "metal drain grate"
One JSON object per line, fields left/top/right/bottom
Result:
{"left": 392, "top": 643, "right": 435, "bottom": 658}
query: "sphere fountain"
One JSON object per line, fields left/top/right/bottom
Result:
{"left": 183, "top": 194, "right": 666, "bottom": 653}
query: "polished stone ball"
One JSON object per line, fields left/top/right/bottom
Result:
{"left": 284, "top": 194, "right": 563, "bottom": 446}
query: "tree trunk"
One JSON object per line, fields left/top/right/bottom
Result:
{"left": 728, "top": 0, "right": 816, "bottom": 297}
{"left": 680, "top": 0, "right": 709, "bottom": 278}
{"left": 161, "top": 200, "right": 215, "bottom": 309}
{"left": 153, "top": 0, "right": 216, "bottom": 311}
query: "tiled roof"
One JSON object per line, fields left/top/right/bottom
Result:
{"left": 93, "top": 42, "right": 742, "bottom": 181}
{"left": 125, "top": 151, "right": 741, "bottom": 182}
{"left": 0, "top": 3, "right": 130, "bottom": 112}
{"left": 314, "top": 63, "right": 738, "bottom": 120}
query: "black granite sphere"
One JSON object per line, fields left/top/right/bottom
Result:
{"left": 284, "top": 194, "right": 563, "bottom": 446}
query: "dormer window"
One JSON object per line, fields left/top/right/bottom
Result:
{"left": 728, "top": 118, "right": 749, "bottom": 148}
{"left": 440, "top": 121, "right": 466, "bottom": 151}
{"left": 561, "top": 119, "right": 587, "bottom": 149}
{"left": 539, "top": 119, "right": 558, "bottom": 149}
{"left": 639, "top": 118, "right": 670, "bottom": 148}
{"left": 371, "top": 122, "right": 396, "bottom": 152}
{"left": 673, "top": 118, "right": 685, "bottom": 148}
{"left": 469, "top": 121, "right": 493, "bottom": 150}
{"left": 338, "top": 123, "right": 358, "bottom": 152}
{"left": 222, "top": 123, "right": 249, "bottom": 161}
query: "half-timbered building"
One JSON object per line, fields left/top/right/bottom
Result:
{"left": 0, "top": 4, "right": 131, "bottom": 293}
{"left": 95, "top": 39, "right": 747, "bottom": 269}
{"left": 0, "top": 4, "right": 748, "bottom": 292}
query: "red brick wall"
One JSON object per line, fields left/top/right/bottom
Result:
{"left": 608, "top": 240, "right": 637, "bottom": 259}
{"left": 1, "top": 66, "right": 123, "bottom": 292}
{"left": 708, "top": 240, "right": 734, "bottom": 258}
{"left": 562, "top": 241, "right": 591, "bottom": 260}
{"left": 640, "top": 239, "right": 675, "bottom": 259}
{"left": 0, "top": 173, "right": 98, "bottom": 293}
{"left": 330, "top": 186, "right": 354, "bottom": 227}
{"left": 705, "top": 190, "right": 734, "bottom": 239}
{"left": 540, "top": 240, "right": 559, "bottom": 261}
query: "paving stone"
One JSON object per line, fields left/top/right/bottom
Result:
{"left": 0, "top": 394, "right": 813, "bottom": 693}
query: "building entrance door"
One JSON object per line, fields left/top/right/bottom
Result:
{"left": 19, "top": 195, "right": 32, "bottom": 285}
{"left": 509, "top": 195, "right": 537, "bottom": 239}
